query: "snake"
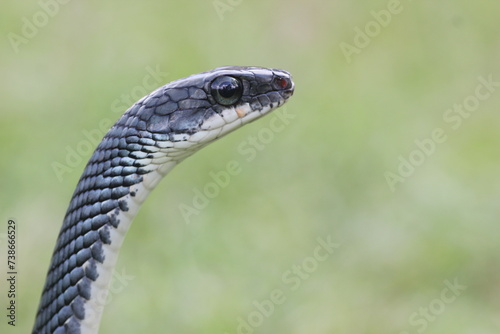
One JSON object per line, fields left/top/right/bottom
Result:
{"left": 32, "top": 66, "right": 295, "bottom": 334}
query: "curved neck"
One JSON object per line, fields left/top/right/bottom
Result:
{"left": 78, "top": 162, "right": 176, "bottom": 333}
{"left": 33, "top": 154, "right": 178, "bottom": 334}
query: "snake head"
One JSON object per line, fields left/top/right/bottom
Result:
{"left": 135, "top": 66, "right": 294, "bottom": 145}
{"left": 105, "top": 66, "right": 294, "bottom": 172}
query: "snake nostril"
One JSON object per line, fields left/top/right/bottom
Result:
{"left": 272, "top": 76, "right": 292, "bottom": 91}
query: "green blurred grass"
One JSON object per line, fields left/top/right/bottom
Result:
{"left": 1, "top": 0, "right": 500, "bottom": 333}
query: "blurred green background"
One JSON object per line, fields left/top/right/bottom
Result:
{"left": 1, "top": 0, "right": 499, "bottom": 333}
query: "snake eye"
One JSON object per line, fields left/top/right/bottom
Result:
{"left": 211, "top": 76, "right": 243, "bottom": 106}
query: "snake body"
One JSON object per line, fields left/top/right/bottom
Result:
{"left": 32, "top": 66, "right": 294, "bottom": 334}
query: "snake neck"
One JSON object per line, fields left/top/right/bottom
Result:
{"left": 33, "top": 130, "right": 190, "bottom": 334}
{"left": 75, "top": 161, "right": 177, "bottom": 334}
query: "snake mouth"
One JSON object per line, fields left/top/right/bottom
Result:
{"left": 282, "top": 85, "right": 294, "bottom": 100}
{"left": 286, "top": 78, "right": 295, "bottom": 97}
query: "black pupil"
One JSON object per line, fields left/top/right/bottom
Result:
{"left": 211, "top": 76, "right": 242, "bottom": 105}
{"left": 219, "top": 80, "right": 237, "bottom": 98}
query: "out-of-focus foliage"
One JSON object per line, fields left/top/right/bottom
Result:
{"left": 1, "top": 0, "right": 499, "bottom": 333}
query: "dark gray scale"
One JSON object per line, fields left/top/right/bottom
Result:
{"left": 33, "top": 125, "right": 150, "bottom": 333}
